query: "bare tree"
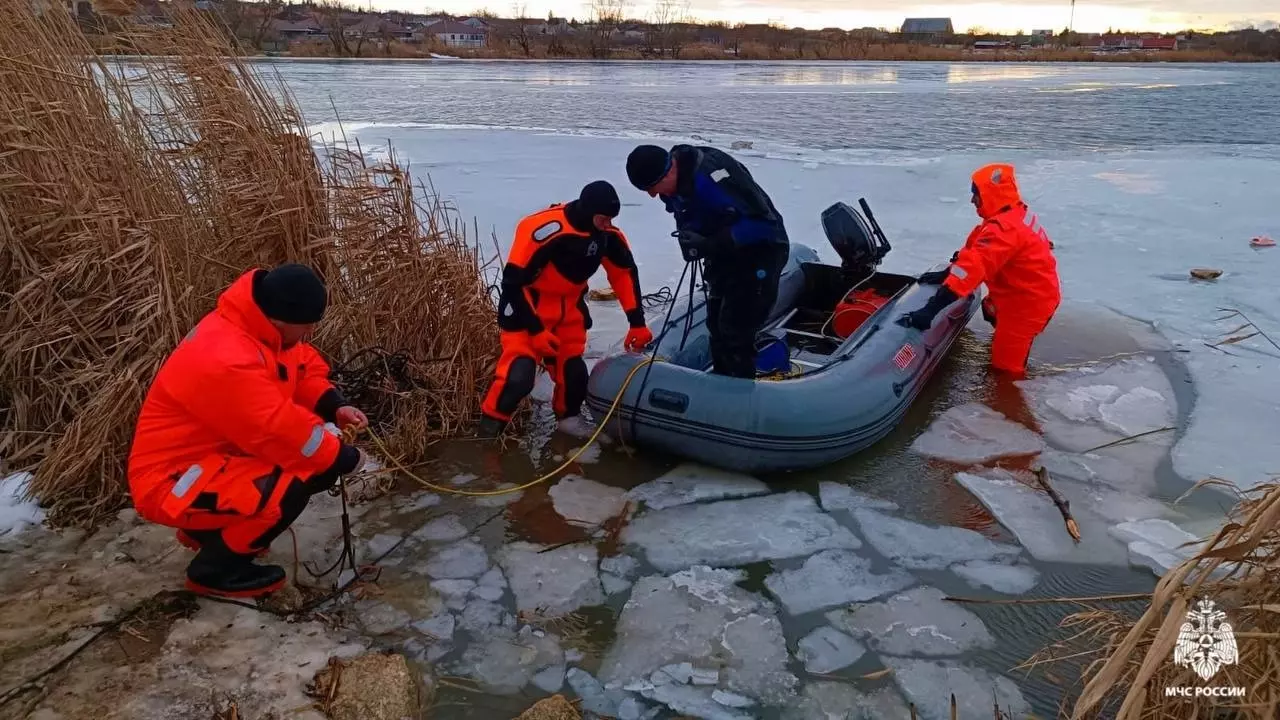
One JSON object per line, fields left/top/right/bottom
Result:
{"left": 509, "top": 2, "right": 534, "bottom": 57}
{"left": 648, "top": 0, "right": 692, "bottom": 58}
{"left": 586, "top": 0, "right": 627, "bottom": 58}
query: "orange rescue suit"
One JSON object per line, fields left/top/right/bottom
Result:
{"left": 482, "top": 203, "right": 645, "bottom": 422}
{"left": 944, "top": 164, "right": 1061, "bottom": 374}
{"left": 127, "top": 270, "right": 355, "bottom": 555}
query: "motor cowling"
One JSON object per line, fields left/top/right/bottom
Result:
{"left": 821, "top": 201, "right": 889, "bottom": 274}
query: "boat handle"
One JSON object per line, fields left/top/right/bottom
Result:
{"left": 648, "top": 388, "right": 689, "bottom": 414}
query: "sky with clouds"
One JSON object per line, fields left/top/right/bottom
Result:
{"left": 367, "top": 0, "right": 1280, "bottom": 33}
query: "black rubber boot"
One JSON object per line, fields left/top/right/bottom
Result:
{"left": 184, "top": 535, "right": 286, "bottom": 599}
{"left": 477, "top": 415, "right": 506, "bottom": 439}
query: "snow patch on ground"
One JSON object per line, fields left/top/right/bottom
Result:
{"left": 0, "top": 472, "right": 45, "bottom": 537}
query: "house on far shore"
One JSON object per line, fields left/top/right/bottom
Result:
{"left": 901, "top": 17, "right": 954, "bottom": 43}
{"left": 418, "top": 19, "right": 489, "bottom": 48}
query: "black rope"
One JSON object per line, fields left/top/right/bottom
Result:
{"left": 628, "top": 261, "right": 696, "bottom": 446}
{"left": 641, "top": 285, "right": 675, "bottom": 308}
{"left": 329, "top": 346, "right": 438, "bottom": 432}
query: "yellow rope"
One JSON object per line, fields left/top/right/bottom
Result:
{"left": 358, "top": 358, "right": 656, "bottom": 498}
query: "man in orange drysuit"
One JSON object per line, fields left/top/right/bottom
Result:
{"left": 127, "top": 263, "right": 368, "bottom": 599}
{"left": 479, "top": 180, "right": 653, "bottom": 438}
{"left": 896, "top": 163, "right": 1061, "bottom": 375}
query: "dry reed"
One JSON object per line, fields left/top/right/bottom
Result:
{"left": 1028, "top": 477, "right": 1280, "bottom": 719}
{"left": 0, "top": 1, "right": 498, "bottom": 527}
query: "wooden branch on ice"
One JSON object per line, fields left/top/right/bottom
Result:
{"left": 1034, "top": 466, "right": 1082, "bottom": 543}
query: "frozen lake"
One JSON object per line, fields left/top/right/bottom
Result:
{"left": 268, "top": 60, "right": 1277, "bottom": 718}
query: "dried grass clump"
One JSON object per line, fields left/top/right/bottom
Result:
{"left": 1032, "top": 477, "right": 1280, "bottom": 719}
{"left": 0, "top": 2, "right": 497, "bottom": 526}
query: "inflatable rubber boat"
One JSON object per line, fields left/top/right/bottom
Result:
{"left": 584, "top": 199, "right": 982, "bottom": 474}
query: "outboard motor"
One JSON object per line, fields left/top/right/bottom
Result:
{"left": 820, "top": 199, "right": 891, "bottom": 275}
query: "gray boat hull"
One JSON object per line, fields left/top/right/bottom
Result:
{"left": 585, "top": 243, "right": 981, "bottom": 473}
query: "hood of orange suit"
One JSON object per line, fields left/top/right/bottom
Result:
{"left": 215, "top": 270, "right": 283, "bottom": 352}
{"left": 971, "top": 163, "right": 1023, "bottom": 220}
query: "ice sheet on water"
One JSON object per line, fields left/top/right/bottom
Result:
{"left": 851, "top": 508, "right": 1020, "bottom": 571}
{"left": 498, "top": 541, "right": 604, "bottom": 617}
{"left": 456, "top": 625, "right": 563, "bottom": 694}
{"left": 951, "top": 560, "right": 1041, "bottom": 595}
{"left": 602, "top": 573, "right": 634, "bottom": 596}
{"left": 474, "top": 484, "right": 525, "bottom": 506}
{"left": 633, "top": 684, "right": 751, "bottom": 720}
{"left": 412, "top": 612, "right": 455, "bottom": 642}
{"left": 532, "top": 664, "right": 565, "bottom": 693}
{"left": 458, "top": 599, "right": 514, "bottom": 634}
{"left": 420, "top": 538, "right": 489, "bottom": 579}
{"left": 781, "top": 683, "right": 914, "bottom": 720}
{"left": 818, "top": 482, "right": 899, "bottom": 513}
{"left": 363, "top": 533, "right": 402, "bottom": 559}
{"left": 1109, "top": 518, "right": 1204, "bottom": 577}
{"left": 599, "top": 566, "right": 798, "bottom": 706}
{"left": 601, "top": 554, "right": 640, "bottom": 579}
{"left": 0, "top": 472, "right": 45, "bottom": 537}
{"left": 626, "top": 463, "right": 770, "bottom": 510}
{"left": 549, "top": 476, "right": 629, "bottom": 526}
{"left": 1016, "top": 357, "right": 1176, "bottom": 454}
{"left": 954, "top": 470, "right": 1130, "bottom": 565}
{"left": 795, "top": 626, "right": 866, "bottom": 674}
{"left": 354, "top": 600, "right": 412, "bottom": 635}
{"left": 432, "top": 578, "right": 475, "bottom": 610}
{"left": 413, "top": 514, "right": 470, "bottom": 544}
{"left": 623, "top": 492, "right": 861, "bottom": 573}
{"left": 909, "top": 404, "right": 1044, "bottom": 465}
{"left": 567, "top": 667, "right": 631, "bottom": 717}
{"left": 390, "top": 490, "right": 441, "bottom": 514}
{"left": 763, "top": 550, "right": 916, "bottom": 616}
{"left": 882, "top": 657, "right": 1030, "bottom": 720}
{"left": 826, "top": 586, "right": 994, "bottom": 657}
{"left": 471, "top": 566, "right": 507, "bottom": 601}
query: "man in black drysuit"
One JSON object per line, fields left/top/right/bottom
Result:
{"left": 625, "top": 144, "right": 790, "bottom": 378}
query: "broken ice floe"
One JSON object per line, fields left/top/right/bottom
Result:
{"left": 456, "top": 624, "right": 563, "bottom": 694}
{"left": 909, "top": 403, "right": 1044, "bottom": 465}
{"left": 1016, "top": 357, "right": 1175, "bottom": 454}
{"left": 390, "top": 490, "right": 441, "bottom": 514}
{"left": 458, "top": 599, "right": 514, "bottom": 634}
{"left": 881, "top": 657, "right": 1030, "bottom": 720}
{"left": 955, "top": 470, "right": 1131, "bottom": 565}
{"left": 950, "top": 559, "right": 1041, "bottom": 594}
{"left": 623, "top": 492, "right": 860, "bottom": 573}
{"left": 363, "top": 532, "right": 403, "bottom": 559}
{"left": 599, "top": 566, "right": 798, "bottom": 708}
{"left": 498, "top": 541, "right": 604, "bottom": 617}
{"left": 412, "top": 514, "right": 469, "bottom": 544}
{"left": 1109, "top": 518, "right": 1205, "bottom": 577}
{"left": 531, "top": 664, "right": 565, "bottom": 693}
{"left": 354, "top": 600, "right": 412, "bottom": 635}
{"left": 420, "top": 538, "right": 489, "bottom": 579}
{"left": 763, "top": 550, "right": 915, "bottom": 615}
{"left": 431, "top": 578, "right": 475, "bottom": 611}
{"left": 601, "top": 553, "right": 640, "bottom": 596}
{"left": 567, "top": 667, "right": 631, "bottom": 716}
{"left": 412, "top": 612, "right": 455, "bottom": 642}
{"left": 633, "top": 684, "right": 751, "bottom": 720}
{"left": 550, "top": 475, "right": 629, "bottom": 526}
{"left": 602, "top": 573, "right": 634, "bottom": 596}
{"left": 471, "top": 566, "right": 507, "bottom": 601}
{"left": 626, "top": 463, "right": 770, "bottom": 510}
{"left": 795, "top": 626, "right": 866, "bottom": 674}
{"left": 782, "top": 682, "right": 914, "bottom": 720}
{"left": 818, "top": 481, "right": 900, "bottom": 513}
{"left": 473, "top": 483, "right": 525, "bottom": 506}
{"left": 851, "top": 507, "right": 1020, "bottom": 571}
{"left": 826, "top": 586, "right": 994, "bottom": 657}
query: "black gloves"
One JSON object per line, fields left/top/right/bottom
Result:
{"left": 896, "top": 286, "right": 959, "bottom": 331}
{"left": 917, "top": 268, "right": 950, "bottom": 285}
{"left": 949, "top": 251, "right": 960, "bottom": 263}
{"left": 674, "top": 229, "right": 731, "bottom": 262}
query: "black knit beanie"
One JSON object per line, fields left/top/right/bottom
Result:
{"left": 252, "top": 263, "right": 328, "bottom": 324}
{"left": 626, "top": 145, "right": 671, "bottom": 190}
{"left": 579, "top": 180, "right": 621, "bottom": 218}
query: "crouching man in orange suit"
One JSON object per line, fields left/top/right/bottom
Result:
{"left": 897, "top": 163, "right": 1061, "bottom": 376}
{"left": 479, "top": 180, "right": 653, "bottom": 438}
{"left": 127, "top": 263, "right": 368, "bottom": 599}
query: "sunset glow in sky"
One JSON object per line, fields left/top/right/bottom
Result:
{"left": 366, "top": 0, "right": 1280, "bottom": 34}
